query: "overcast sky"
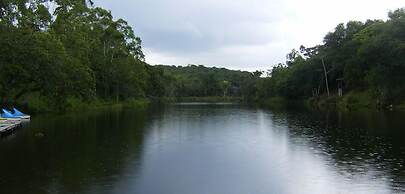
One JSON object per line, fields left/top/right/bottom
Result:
{"left": 97, "top": 0, "right": 404, "bottom": 71}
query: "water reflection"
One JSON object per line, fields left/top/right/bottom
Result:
{"left": 269, "top": 109, "right": 405, "bottom": 193}
{"left": 0, "top": 105, "right": 404, "bottom": 194}
{"left": 0, "top": 108, "right": 152, "bottom": 194}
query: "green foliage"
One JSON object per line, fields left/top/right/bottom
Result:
{"left": 337, "top": 91, "right": 375, "bottom": 110}
{"left": 155, "top": 65, "right": 258, "bottom": 99}
{"left": 25, "top": 93, "right": 53, "bottom": 113}
{"left": 1, "top": 2, "right": 404, "bottom": 111}
{"left": 256, "top": 8, "right": 405, "bottom": 108}
{"left": 0, "top": 0, "right": 157, "bottom": 111}
{"left": 123, "top": 98, "right": 150, "bottom": 110}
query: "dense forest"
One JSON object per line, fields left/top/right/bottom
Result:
{"left": 254, "top": 8, "right": 405, "bottom": 109}
{"left": 1, "top": 0, "right": 404, "bottom": 111}
{"left": 0, "top": 0, "right": 166, "bottom": 111}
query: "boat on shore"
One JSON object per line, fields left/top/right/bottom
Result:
{"left": 0, "top": 108, "right": 29, "bottom": 137}
{"left": 2, "top": 108, "right": 30, "bottom": 120}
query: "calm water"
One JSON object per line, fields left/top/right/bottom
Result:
{"left": 1, "top": 104, "right": 405, "bottom": 194}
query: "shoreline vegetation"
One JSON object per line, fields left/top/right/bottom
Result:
{"left": 1, "top": 1, "right": 404, "bottom": 113}
{"left": 261, "top": 92, "right": 405, "bottom": 111}
{"left": 26, "top": 97, "right": 151, "bottom": 113}
{"left": 160, "top": 96, "right": 243, "bottom": 103}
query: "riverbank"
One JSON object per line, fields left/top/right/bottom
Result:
{"left": 16, "top": 91, "right": 405, "bottom": 114}
{"left": 63, "top": 98, "right": 151, "bottom": 112}
{"left": 311, "top": 91, "right": 405, "bottom": 111}
{"left": 17, "top": 95, "right": 151, "bottom": 114}
{"left": 261, "top": 91, "right": 405, "bottom": 111}
{"left": 160, "top": 96, "right": 244, "bottom": 103}
{"left": 259, "top": 96, "right": 305, "bottom": 109}
{"left": 17, "top": 95, "right": 243, "bottom": 114}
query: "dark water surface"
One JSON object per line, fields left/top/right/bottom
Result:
{"left": 1, "top": 104, "right": 405, "bottom": 194}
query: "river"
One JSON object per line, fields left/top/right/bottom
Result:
{"left": 1, "top": 103, "right": 405, "bottom": 194}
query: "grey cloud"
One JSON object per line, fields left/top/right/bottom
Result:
{"left": 98, "top": 0, "right": 282, "bottom": 53}
{"left": 97, "top": 0, "right": 403, "bottom": 70}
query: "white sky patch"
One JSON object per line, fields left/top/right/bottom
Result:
{"left": 97, "top": 0, "right": 404, "bottom": 71}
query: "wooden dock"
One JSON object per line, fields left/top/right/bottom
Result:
{"left": 0, "top": 120, "right": 23, "bottom": 137}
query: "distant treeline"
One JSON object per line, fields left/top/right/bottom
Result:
{"left": 1, "top": 1, "right": 404, "bottom": 111}
{"left": 153, "top": 65, "right": 261, "bottom": 98}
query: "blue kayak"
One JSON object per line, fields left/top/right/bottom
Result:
{"left": 13, "top": 108, "right": 26, "bottom": 117}
{"left": 1, "top": 109, "right": 20, "bottom": 118}
{"left": 1, "top": 108, "right": 30, "bottom": 119}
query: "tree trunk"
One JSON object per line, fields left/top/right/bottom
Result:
{"left": 322, "top": 59, "right": 330, "bottom": 97}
